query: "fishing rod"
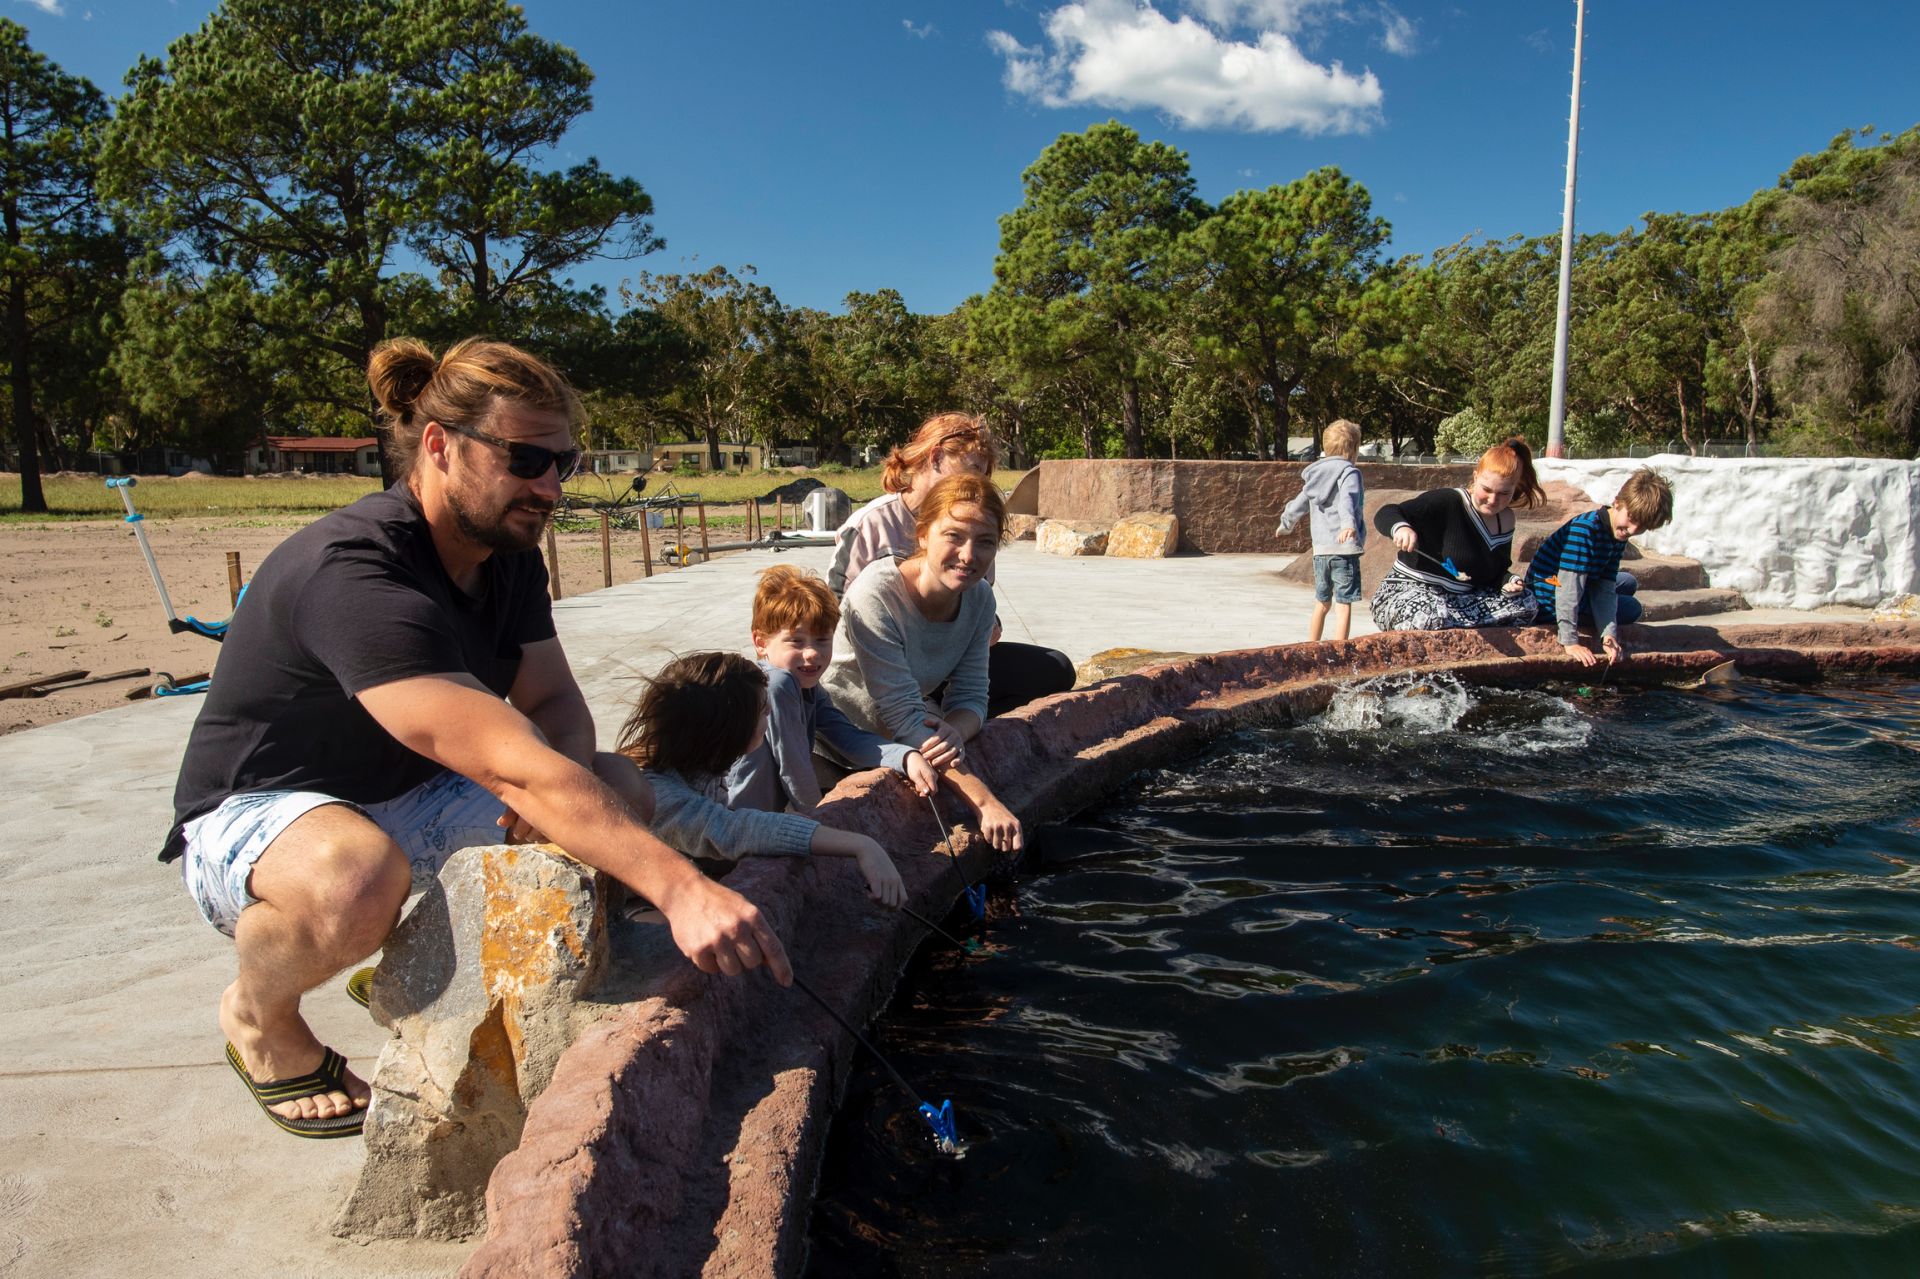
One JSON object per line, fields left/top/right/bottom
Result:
{"left": 790, "top": 973, "right": 962, "bottom": 1154}
{"left": 927, "top": 792, "right": 987, "bottom": 920}
{"left": 901, "top": 903, "right": 982, "bottom": 955}
{"left": 1406, "top": 544, "right": 1470, "bottom": 582}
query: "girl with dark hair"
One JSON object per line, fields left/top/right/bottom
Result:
{"left": 618, "top": 652, "right": 906, "bottom": 906}
{"left": 1368, "top": 437, "right": 1545, "bottom": 632}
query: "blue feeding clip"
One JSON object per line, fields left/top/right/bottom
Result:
{"left": 1441, "top": 556, "right": 1463, "bottom": 580}
{"left": 926, "top": 794, "right": 988, "bottom": 921}
{"left": 790, "top": 974, "right": 967, "bottom": 1157}
{"left": 918, "top": 1099, "right": 962, "bottom": 1153}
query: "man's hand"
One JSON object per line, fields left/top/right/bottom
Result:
{"left": 1393, "top": 525, "right": 1419, "bottom": 552}
{"left": 918, "top": 716, "right": 967, "bottom": 769}
{"left": 1564, "top": 642, "right": 1600, "bottom": 668}
{"left": 1602, "top": 634, "right": 1626, "bottom": 662}
{"left": 1502, "top": 577, "right": 1525, "bottom": 595}
{"left": 903, "top": 751, "right": 940, "bottom": 798}
{"left": 977, "top": 800, "right": 1023, "bottom": 854}
{"left": 851, "top": 836, "right": 906, "bottom": 908}
{"left": 1338, "top": 526, "right": 1356, "bottom": 544}
{"left": 657, "top": 874, "right": 792, "bottom": 985}
{"left": 497, "top": 807, "right": 546, "bottom": 843}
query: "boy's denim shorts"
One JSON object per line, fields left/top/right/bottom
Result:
{"left": 1313, "top": 553, "right": 1363, "bottom": 605}
{"left": 179, "top": 771, "right": 507, "bottom": 937}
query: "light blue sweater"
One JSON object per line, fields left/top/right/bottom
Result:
{"left": 1278, "top": 456, "right": 1366, "bottom": 555}
{"left": 645, "top": 767, "right": 817, "bottom": 861}
{"left": 725, "top": 662, "right": 913, "bottom": 812}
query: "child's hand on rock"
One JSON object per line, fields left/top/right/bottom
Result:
{"left": 903, "top": 751, "right": 939, "bottom": 798}
{"left": 853, "top": 837, "right": 905, "bottom": 909}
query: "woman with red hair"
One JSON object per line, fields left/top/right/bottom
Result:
{"left": 829, "top": 412, "right": 1073, "bottom": 716}
{"left": 1368, "top": 438, "right": 1544, "bottom": 631}
{"left": 823, "top": 471, "right": 1023, "bottom": 853}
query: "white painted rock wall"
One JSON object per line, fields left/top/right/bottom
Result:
{"left": 1538, "top": 456, "right": 1920, "bottom": 610}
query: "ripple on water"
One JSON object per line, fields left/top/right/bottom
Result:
{"left": 808, "top": 678, "right": 1920, "bottom": 1276}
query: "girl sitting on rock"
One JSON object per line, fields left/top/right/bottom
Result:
{"left": 828, "top": 411, "right": 1073, "bottom": 716}
{"left": 1368, "top": 438, "right": 1544, "bottom": 632}
{"left": 618, "top": 651, "right": 906, "bottom": 908}
{"left": 823, "top": 472, "right": 1024, "bottom": 855}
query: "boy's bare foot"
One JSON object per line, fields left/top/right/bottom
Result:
{"left": 219, "top": 982, "right": 368, "bottom": 1122}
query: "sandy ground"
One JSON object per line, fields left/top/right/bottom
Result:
{"left": 0, "top": 516, "right": 746, "bottom": 736}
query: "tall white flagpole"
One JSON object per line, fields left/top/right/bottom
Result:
{"left": 1546, "top": 0, "right": 1586, "bottom": 458}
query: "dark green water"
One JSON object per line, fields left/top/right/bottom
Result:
{"left": 806, "top": 675, "right": 1920, "bottom": 1276}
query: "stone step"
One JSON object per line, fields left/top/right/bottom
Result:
{"left": 1636, "top": 587, "right": 1750, "bottom": 622}
{"left": 1514, "top": 551, "right": 1707, "bottom": 592}
{"left": 1624, "top": 553, "right": 1709, "bottom": 592}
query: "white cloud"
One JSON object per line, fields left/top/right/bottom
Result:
{"left": 988, "top": 0, "right": 1383, "bottom": 135}
{"left": 902, "top": 18, "right": 938, "bottom": 39}
{"left": 1378, "top": 5, "right": 1416, "bottom": 55}
{"left": 13, "top": 0, "right": 66, "bottom": 15}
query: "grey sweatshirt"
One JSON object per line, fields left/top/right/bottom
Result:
{"left": 644, "top": 767, "right": 817, "bottom": 861}
{"left": 820, "top": 555, "right": 994, "bottom": 746}
{"left": 725, "top": 662, "right": 913, "bottom": 813}
{"left": 1278, "top": 456, "right": 1365, "bottom": 555}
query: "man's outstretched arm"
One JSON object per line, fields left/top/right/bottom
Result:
{"left": 358, "top": 672, "right": 791, "bottom": 984}
{"left": 507, "top": 637, "right": 597, "bottom": 767}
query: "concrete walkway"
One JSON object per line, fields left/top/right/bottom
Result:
{"left": 0, "top": 542, "right": 1855, "bottom": 1278}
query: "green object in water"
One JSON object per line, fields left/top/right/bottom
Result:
{"left": 1576, "top": 686, "right": 1595, "bottom": 698}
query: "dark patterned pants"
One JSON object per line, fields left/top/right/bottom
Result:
{"left": 1369, "top": 574, "right": 1539, "bottom": 632}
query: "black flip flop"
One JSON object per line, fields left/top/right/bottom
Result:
{"left": 224, "top": 1042, "right": 366, "bottom": 1139}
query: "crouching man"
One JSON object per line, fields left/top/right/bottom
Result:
{"left": 163, "top": 336, "right": 788, "bottom": 1138}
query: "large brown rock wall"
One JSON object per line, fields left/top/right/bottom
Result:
{"left": 1036, "top": 459, "right": 1474, "bottom": 553}
{"left": 463, "top": 620, "right": 1920, "bottom": 1278}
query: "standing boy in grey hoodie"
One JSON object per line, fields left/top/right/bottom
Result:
{"left": 1276, "top": 419, "right": 1366, "bottom": 641}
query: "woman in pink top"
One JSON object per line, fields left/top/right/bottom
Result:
{"left": 828, "top": 413, "right": 1073, "bottom": 716}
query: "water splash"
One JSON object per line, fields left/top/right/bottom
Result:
{"left": 1312, "top": 671, "right": 1592, "bottom": 756}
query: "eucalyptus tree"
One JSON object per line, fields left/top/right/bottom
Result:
{"left": 991, "top": 122, "right": 1204, "bottom": 458}
{"left": 396, "top": 0, "right": 660, "bottom": 332}
{"left": 1754, "top": 125, "right": 1920, "bottom": 456}
{"left": 1180, "top": 167, "right": 1388, "bottom": 454}
{"left": 100, "top": 0, "right": 659, "bottom": 476}
{"left": 0, "top": 20, "right": 114, "bottom": 510}
{"left": 622, "top": 263, "right": 785, "bottom": 469}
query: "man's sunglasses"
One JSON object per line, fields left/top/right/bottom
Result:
{"left": 442, "top": 421, "right": 584, "bottom": 481}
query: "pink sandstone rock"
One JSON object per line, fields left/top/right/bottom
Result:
{"left": 462, "top": 621, "right": 1920, "bottom": 1278}
{"left": 1038, "top": 459, "right": 1474, "bottom": 553}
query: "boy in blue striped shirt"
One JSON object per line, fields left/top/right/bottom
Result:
{"left": 1524, "top": 469, "right": 1674, "bottom": 667}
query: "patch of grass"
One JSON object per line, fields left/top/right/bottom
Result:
{"left": 1, "top": 473, "right": 381, "bottom": 520}
{"left": 3, "top": 466, "right": 1033, "bottom": 522}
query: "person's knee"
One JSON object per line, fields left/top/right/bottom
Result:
{"left": 594, "top": 750, "right": 654, "bottom": 824}
{"left": 302, "top": 838, "right": 411, "bottom": 951}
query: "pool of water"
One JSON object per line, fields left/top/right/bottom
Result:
{"left": 806, "top": 674, "right": 1920, "bottom": 1276}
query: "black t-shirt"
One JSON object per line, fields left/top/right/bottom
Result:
{"left": 164, "top": 487, "right": 555, "bottom": 860}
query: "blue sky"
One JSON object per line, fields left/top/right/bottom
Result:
{"left": 16, "top": 0, "right": 1920, "bottom": 315}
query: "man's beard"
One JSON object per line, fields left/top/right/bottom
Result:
{"left": 447, "top": 482, "right": 553, "bottom": 553}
